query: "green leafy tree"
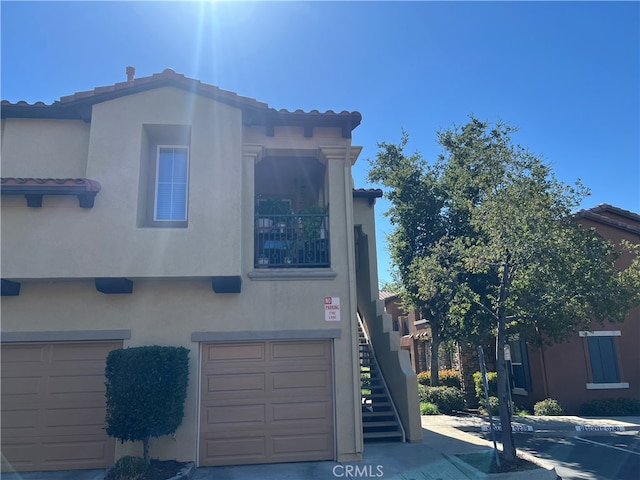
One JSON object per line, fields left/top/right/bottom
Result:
{"left": 370, "top": 116, "right": 640, "bottom": 463}
{"left": 368, "top": 133, "right": 494, "bottom": 386}
{"left": 105, "top": 346, "right": 190, "bottom": 464}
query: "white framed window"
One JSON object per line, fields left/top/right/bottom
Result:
{"left": 154, "top": 146, "right": 189, "bottom": 222}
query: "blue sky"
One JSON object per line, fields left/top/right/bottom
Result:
{"left": 2, "top": 1, "right": 639, "bottom": 285}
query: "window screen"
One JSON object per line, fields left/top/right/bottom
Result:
{"left": 155, "top": 147, "right": 189, "bottom": 221}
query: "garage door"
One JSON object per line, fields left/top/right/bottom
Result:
{"left": 199, "top": 340, "right": 334, "bottom": 466}
{"left": 1, "top": 341, "right": 121, "bottom": 472}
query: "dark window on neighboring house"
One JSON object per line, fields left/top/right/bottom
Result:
{"left": 587, "top": 336, "right": 620, "bottom": 383}
{"left": 400, "top": 316, "right": 410, "bottom": 336}
{"left": 508, "top": 339, "right": 532, "bottom": 392}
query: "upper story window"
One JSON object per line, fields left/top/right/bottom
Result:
{"left": 155, "top": 146, "right": 189, "bottom": 221}
{"left": 137, "top": 125, "right": 191, "bottom": 228}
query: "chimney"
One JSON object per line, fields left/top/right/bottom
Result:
{"left": 126, "top": 66, "right": 135, "bottom": 82}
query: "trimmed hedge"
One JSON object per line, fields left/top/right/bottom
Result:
{"left": 105, "top": 346, "right": 189, "bottom": 463}
{"left": 106, "top": 456, "right": 148, "bottom": 480}
{"left": 418, "top": 385, "right": 465, "bottom": 414}
{"left": 579, "top": 398, "right": 640, "bottom": 416}
{"left": 417, "top": 369, "right": 462, "bottom": 389}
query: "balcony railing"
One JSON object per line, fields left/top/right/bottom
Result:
{"left": 255, "top": 213, "right": 329, "bottom": 268}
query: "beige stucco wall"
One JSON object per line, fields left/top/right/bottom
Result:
{"left": 1, "top": 118, "right": 91, "bottom": 178}
{"left": 1, "top": 86, "right": 364, "bottom": 464}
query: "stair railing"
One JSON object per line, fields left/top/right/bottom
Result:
{"left": 357, "top": 313, "right": 406, "bottom": 442}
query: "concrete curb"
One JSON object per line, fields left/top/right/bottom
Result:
{"left": 444, "top": 452, "right": 558, "bottom": 480}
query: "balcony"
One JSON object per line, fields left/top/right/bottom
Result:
{"left": 254, "top": 211, "right": 329, "bottom": 268}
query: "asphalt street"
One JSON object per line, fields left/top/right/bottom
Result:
{"left": 476, "top": 431, "right": 640, "bottom": 480}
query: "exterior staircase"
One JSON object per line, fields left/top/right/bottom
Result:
{"left": 359, "top": 317, "right": 405, "bottom": 442}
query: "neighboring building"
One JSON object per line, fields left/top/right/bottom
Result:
{"left": 522, "top": 204, "right": 640, "bottom": 413}
{"left": 0, "top": 68, "right": 421, "bottom": 473}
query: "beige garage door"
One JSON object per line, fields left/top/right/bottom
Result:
{"left": 1, "top": 341, "right": 121, "bottom": 472}
{"left": 199, "top": 340, "right": 334, "bottom": 466}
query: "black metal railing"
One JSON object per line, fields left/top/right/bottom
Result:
{"left": 255, "top": 213, "right": 329, "bottom": 268}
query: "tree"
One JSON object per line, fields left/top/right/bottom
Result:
{"left": 370, "top": 117, "right": 640, "bottom": 463}
{"left": 368, "top": 133, "right": 468, "bottom": 386}
{"left": 105, "top": 346, "right": 190, "bottom": 464}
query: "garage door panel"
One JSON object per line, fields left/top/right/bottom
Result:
{"left": 1, "top": 341, "right": 120, "bottom": 472}
{"left": 205, "top": 404, "right": 266, "bottom": 426}
{"left": 271, "top": 401, "right": 331, "bottom": 422}
{"left": 272, "top": 369, "right": 331, "bottom": 391}
{"left": 205, "top": 343, "right": 265, "bottom": 362}
{"left": 270, "top": 341, "right": 329, "bottom": 360}
{"left": 47, "top": 374, "right": 107, "bottom": 397}
{"left": 0, "top": 376, "right": 43, "bottom": 397}
{"left": 205, "top": 372, "right": 265, "bottom": 395}
{"left": 50, "top": 343, "right": 117, "bottom": 363}
{"left": 1, "top": 344, "right": 47, "bottom": 364}
{"left": 202, "top": 436, "right": 266, "bottom": 463}
{"left": 272, "top": 433, "right": 332, "bottom": 455}
{"left": 1, "top": 408, "right": 40, "bottom": 431}
{"left": 200, "top": 340, "right": 334, "bottom": 466}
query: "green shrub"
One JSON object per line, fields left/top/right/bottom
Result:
{"left": 107, "top": 456, "right": 148, "bottom": 480}
{"left": 418, "top": 386, "right": 465, "bottom": 414}
{"left": 417, "top": 371, "right": 430, "bottom": 386}
{"left": 579, "top": 398, "right": 640, "bottom": 416}
{"left": 473, "top": 371, "right": 498, "bottom": 402}
{"left": 105, "top": 346, "right": 189, "bottom": 464}
{"left": 416, "top": 370, "right": 462, "bottom": 388}
{"left": 534, "top": 398, "right": 564, "bottom": 416}
{"left": 479, "top": 396, "right": 500, "bottom": 416}
{"left": 420, "top": 402, "right": 440, "bottom": 415}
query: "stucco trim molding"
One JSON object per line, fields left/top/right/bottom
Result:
{"left": 247, "top": 269, "right": 337, "bottom": 281}
{"left": 191, "top": 329, "right": 342, "bottom": 342}
{"left": 1, "top": 329, "right": 132, "bottom": 343}
{"left": 586, "top": 382, "right": 630, "bottom": 390}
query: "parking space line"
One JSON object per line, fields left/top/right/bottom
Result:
{"left": 575, "top": 436, "right": 640, "bottom": 456}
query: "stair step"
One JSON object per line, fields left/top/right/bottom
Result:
{"left": 363, "top": 431, "right": 404, "bottom": 440}
{"left": 362, "top": 410, "right": 396, "bottom": 418}
{"left": 362, "top": 421, "right": 400, "bottom": 428}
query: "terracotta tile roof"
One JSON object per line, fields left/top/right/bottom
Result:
{"left": 574, "top": 203, "right": 640, "bottom": 235}
{"left": 1, "top": 178, "right": 101, "bottom": 208}
{"left": 1, "top": 68, "right": 361, "bottom": 136}
{"left": 379, "top": 290, "right": 399, "bottom": 301}
{"left": 353, "top": 188, "right": 383, "bottom": 198}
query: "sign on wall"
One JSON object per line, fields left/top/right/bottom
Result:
{"left": 324, "top": 297, "right": 341, "bottom": 322}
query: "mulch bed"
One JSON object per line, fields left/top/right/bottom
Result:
{"left": 106, "top": 459, "right": 188, "bottom": 480}
{"left": 141, "top": 460, "right": 187, "bottom": 479}
{"left": 457, "top": 452, "right": 540, "bottom": 473}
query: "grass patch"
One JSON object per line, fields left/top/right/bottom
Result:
{"left": 456, "top": 452, "right": 540, "bottom": 474}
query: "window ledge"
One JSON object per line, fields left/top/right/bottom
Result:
{"left": 586, "top": 382, "right": 629, "bottom": 390}
{"left": 248, "top": 269, "right": 337, "bottom": 281}
{"left": 512, "top": 388, "right": 529, "bottom": 396}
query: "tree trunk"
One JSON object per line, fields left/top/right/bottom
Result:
{"left": 143, "top": 435, "right": 151, "bottom": 465}
{"left": 497, "top": 253, "right": 516, "bottom": 462}
{"left": 430, "top": 327, "right": 441, "bottom": 387}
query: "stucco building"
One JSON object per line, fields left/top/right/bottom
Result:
{"left": 1, "top": 68, "right": 420, "bottom": 473}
